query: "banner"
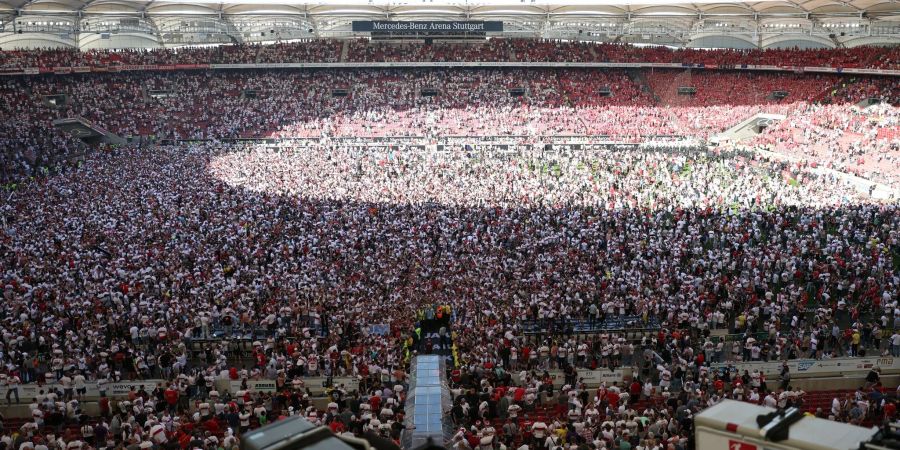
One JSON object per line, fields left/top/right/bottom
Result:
{"left": 352, "top": 21, "right": 503, "bottom": 33}
{"left": 0, "top": 380, "right": 165, "bottom": 401}
{"left": 0, "top": 377, "right": 369, "bottom": 401}
{"left": 118, "top": 65, "right": 159, "bottom": 71}
{"left": 512, "top": 368, "right": 631, "bottom": 387}
{"left": 109, "top": 380, "right": 164, "bottom": 396}
{"left": 72, "top": 67, "right": 91, "bottom": 73}
{"left": 225, "top": 376, "right": 360, "bottom": 395}
{"left": 579, "top": 368, "right": 632, "bottom": 386}
{"left": 710, "top": 356, "right": 898, "bottom": 378}
{"left": 0, "top": 383, "right": 55, "bottom": 401}
{"left": 229, "top": 379, "right": 278, "bottom": 393}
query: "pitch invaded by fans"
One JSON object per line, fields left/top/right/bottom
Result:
{"left": 0, "top": 42, "right": 898, "bottom": 450}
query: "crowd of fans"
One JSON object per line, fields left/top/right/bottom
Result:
{"left": 346, "top": 39, "right": 513, "bottom": 63}
{"left": 0, "top": 43, "right": 899, "bottom": 449}
{"left": 2, "top": 67, "right": 899, "bottom": 184}
{"left": 0, "top": 139, "right": 899, "bottom": 449}
{"left": 0, "top": 40, "right": 342, "bottom": 69}
{"left": 447, "top": 363, "right": 895, "bottom": 450}
{"left": 747, "top": 101, "right": 900, "bottom": 188}
{"left": 2, "top": 40, "right": 900, "bottom": 69}
{"left": 644, "top": 71, "right": 842, "bottom": 107}
{"left": 2, "top": 371, "right": 409, "bottom": 450}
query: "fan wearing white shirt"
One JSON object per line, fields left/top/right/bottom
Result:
{"left": 5, "top": 374, "right": 20, "bottom": 405}
{"left": 73, "top": 373, "right": 87, "bottom": 398}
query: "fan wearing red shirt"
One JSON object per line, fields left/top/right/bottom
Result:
{"left": 466, "top": 431, "right": 480, "bottom": 448}
{"left": 607, "top": 390, "right": 620, "bottom": 409}
{"left": 883, "top": 401, "right": 896, "bottom": 421}
{"left": 204, "top": 417, "right": 220, "bottom": 434}
{"left": 514, "top": 387, "right": 526, "bottom": 402}
{"left": 176, "top": 431, "right": 192, "bottom": 448}
{"left": 164, "top": 385, "right": 179, "bottom": 412}
{"left": 98, "top": 397, "right": 110, "bottom": 417}
{"left": 629, "top": 380, "right": 641, "bottom": 399}
{"left": 493, "top": 386, "right": 507, "bottom": 401}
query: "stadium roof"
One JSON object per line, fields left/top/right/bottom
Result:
{"left": 4, "top": 0, "right": 899, "bottom": 18}
{"left": 1, "top": 0, "right": 899, "bottom": 50}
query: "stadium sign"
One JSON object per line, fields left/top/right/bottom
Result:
{"left": 352, "top": 21, "right": 503, "bottom": 34}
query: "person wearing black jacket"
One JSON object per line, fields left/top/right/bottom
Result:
{"left": 865, "top": 367, "right": 881, "bottom": 389}
{"left": 187, "top": 433, "right": 204, "bottom": 449}
{"left": 780, "top": 363, "right": 791, "bottom": 391}
{"left": 225, "top": 407, "right": 241, "bottom": 430}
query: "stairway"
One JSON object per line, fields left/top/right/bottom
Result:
{"left": 861, "top": 46, "right": 890, "bottom": 68}
{"left": 53, "top": 117, "right": 127, "bottom": 145}
{"left": 628, "top": 69, "right": 660, "bottom": 105}
{"left": 829, "top": 34, "right": 845, "bottom": 49}
{"left": 255, "top": 45, "right": 269, "bottom": 63}
{"left": 340, "top": 40, "right": 350, "bottom": 62}
{"left": 710, "top": 112, "right": 786, "bottom": 144}
{"left": 254, "top": 44, "right": 264, "bottom": 63}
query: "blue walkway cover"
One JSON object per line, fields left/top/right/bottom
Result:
{"left": 404, "top": 355, "right": 450, "bottom": 449}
